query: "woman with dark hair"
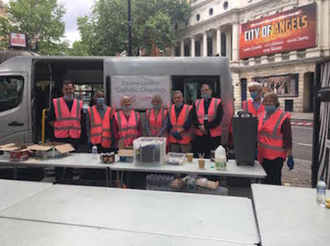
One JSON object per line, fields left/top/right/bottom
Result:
{"left": 257, "top": 92, "right": 295, "bottom": 185}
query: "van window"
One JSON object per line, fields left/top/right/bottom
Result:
{"left": 0, "top": 76, "right": 24, "bottom": 112}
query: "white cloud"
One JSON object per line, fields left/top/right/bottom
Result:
{"left": 3, "top": 0, "right": 95, "bottom": 45}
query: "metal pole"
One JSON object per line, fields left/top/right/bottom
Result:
{"left": 128, "top": 0, "right": 132, "bottom": 56}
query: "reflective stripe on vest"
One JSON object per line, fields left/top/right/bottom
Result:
{"left": 258, "top": 109, "right": 290, "bottom": 160}
{"left": 146, "top": 108, "right": 167, "bottom": 136}
{"left": 168, "top": 104, "right": 192, "bottom": 144}
{"left": 243, "top": 100, "right": 265, "bottom": 117}
{"left": 195, "top": 98, "right": 221, "bottom": 137}
{"left": 88, "top": 105, "right": 113, "bottom": 148}
{"left": 115, "top": 110, "right": 140, "bottom": 147}
{"left": 53, "top": 98, "right": 82, "bottom": 139}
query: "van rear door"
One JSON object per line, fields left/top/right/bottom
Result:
{"left": 0, "top": 72, "right": 29, "bottom": 144}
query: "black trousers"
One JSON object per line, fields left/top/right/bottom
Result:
{"left": 193, "top": 135, "right": 221, "bottom": 159}
{"left": 261, "top": 158, "right": 284, "bottom": 185}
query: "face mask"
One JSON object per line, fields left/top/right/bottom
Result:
{"left": 265, "top": 105, "right": 276, "bottom": 114}
{"left": 250, "top": 91, "right": 258, "bottom": 100}
{"left": 63, "top": 94, "right": 73, "bottom": 101}
{"left": 96, "top": 98, "right": 105, "bottom": 105}
{"left": 153, "top": 104, "right": 161, "bottom": 109}
{"left": 175, "top": 102, "right": 183, "bottom": 108}
{"left": 122, "top": 105, "right": 130, "bottom": 110}
{"left": 201, "top": 93, "right": 211, "bottom": 99}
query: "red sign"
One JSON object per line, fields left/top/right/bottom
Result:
{"left": 239, "top": 4, "right": 317, "bottom": 59}
{"left": 9, "top": 33, "right": 27, "bottom": 48}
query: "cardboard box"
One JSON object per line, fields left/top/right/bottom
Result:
{"left": 28, "top": 142, "right": 75, "bottom": 158}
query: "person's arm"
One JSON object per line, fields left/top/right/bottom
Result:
{"left": 137, "top": 115, "right": 142, "bottom": 137}
{"left": 48, "top": 102, "right": 56, "bottom": 127}
{"left": 182, "top": 109, "right": 193, "bottom": 131}
{"left": 206, "top": 102, "right": 224, "bottom": 130}
{"left": 86, "top": 110, "right": 91, "bottom": 143}
{"left": 158, "top": 114, "right": 168, "bottom": 137}
{"left": 281, "top": 117, "right": 293, "bottom": 154}
{"left": 145, "top": 111, "right": 152, "bottom": 136}
{"left": 191, "top": 104, "right": 201, "bottom": 129}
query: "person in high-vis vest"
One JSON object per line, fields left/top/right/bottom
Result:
{"left": 113, "top": 96, "right": 141, "bottom": 149}
{"left": 242, "top": 82, "right": 265, "bottom": 117}
{"left": 192, "top": 84, "right": 223, "bottom": 158}
{"left": 167, "top": 90, "right": 193, "bottom": 153}
{"left": 48, "top": 81, "right": 84, "bottom": 183}
{"left": 86, "top": 91, "right": 115, "bottom": 153}
{"left": 258, "top": 92, "right": 294, "bottom": 185}
{"left": 146, "top": 95, "right": 168, "bottom": 138}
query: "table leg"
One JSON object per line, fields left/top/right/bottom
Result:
{"left": 120, "top": 171, "right": 124, "bottom": 188}
{"left": 109, "top": 168, "right": 112, "bottom": 187}
{"left": 116, "top": 170, "right": 120, "bottom": 188}
{"left": 105, "top": 168, "right": 109, "bottom": 187}
{"left": 13, "top": 166, "right": 18, "bottom": 180}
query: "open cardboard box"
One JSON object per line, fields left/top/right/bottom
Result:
{"left": 27, "top": 142, "right": 75, "bottom": 158}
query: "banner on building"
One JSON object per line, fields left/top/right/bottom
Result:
{"left": 111, "top": 76, "right": 171, "bottom": 109}
{"left": 252, "top": 74, "right": 299, "bottom": 97}
{"left": 239, "top": 3, "right": 317, "bottom": 59}
{"left": 9, "top": 33, "right": 27, "bottom": 48}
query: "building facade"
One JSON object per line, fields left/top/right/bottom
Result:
{"left": 174, "top": 0, "right": 330, "bottom": 112}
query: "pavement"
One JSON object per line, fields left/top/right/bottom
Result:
{"left": 289, "top": 112, "right": 314, "bottom": 121}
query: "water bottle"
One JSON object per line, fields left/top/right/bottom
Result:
{"left": 316, "top": 178, "right": 327, "bottom": 206}
{"left": 92, "top": 145, "right": 98, "bottom": 160}
{"left": 215, "top": 145, "right": 226, "bottom": 170}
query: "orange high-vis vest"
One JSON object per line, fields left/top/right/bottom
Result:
{"left": 168, "top": 104, "right": 192, "bottom": 144}
{"left": 53, "top": 97, "right": 82, "bottom": 139}
{"left": 195, "top": 98, "right": 221, "bottom": 137}
{"left": 258, "top": 109, "right": 290, "bottom": 161}
{"left": 146, "top": 108, "right": 167, "bottom": 137}
{"left": 115, "top": 110, "right": 140, "bottom": 147}
{"left": 88, "top": 105, "right": 115, "bottom": 148}
{"left": 242, "top": 99, "right": 265, "bottom": 117}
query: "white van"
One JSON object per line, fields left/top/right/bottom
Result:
{"left": 0, "top": 56, "right": 233, "bottom": 145}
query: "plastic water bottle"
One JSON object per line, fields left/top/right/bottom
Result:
{"left": 215, "top": 145, "right": 226, "bottom": 170}
{"left": 92, "top": 146, "right": 98, "bottom": 160}
{"left": 316, "top": 178, "right": 327, "bottom": 206}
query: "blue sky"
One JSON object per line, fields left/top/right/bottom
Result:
{"left": 3, "top": 0, "right": 94, "bottom": 44}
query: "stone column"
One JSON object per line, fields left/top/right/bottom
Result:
{"left": 191, "top": 36, "right": 195, "bottom": 57}
{"left": 180, "top": 40, "right": 184, "bottom": 57}
{"left": 226, "top": 29, "right": 232, "bottom": 60}
{"left": 203, "top": 32, "right": 207, "bottom": 57}
{"left": 232, "top": 23, "right": 239, "bottom": 60}
{"left": 216, "top": 28, "right": 221, "bottom": 56}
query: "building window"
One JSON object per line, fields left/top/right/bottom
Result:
{"left": 175, "top": 47, "right": 180, "bottom": 57}
{"left": 297, "top": 49, "right": 306, "bottom": 59}
{"left": 207, "top": 37, "right": 213, "bottom": 56}
{"left": 267, "top": 55, "right": 275, "bottom": 63}
{"left": 255, "top": 57, "right": 261, "bottom": 64}
{"left": 195, "top": 41, "right": 201, "bottom": 57}
{"left": 196, "top": 14, "right": 200, "bottom": 22}
{"left": 209, "top": 8, "right": 213, "bottom": 16}
{"left": 184, "top": 44, "right": 190, "bottom": 57}
{"left": 281, "top": 52, "right": 290, "bottom": 61}
{"left": 223, "top": 1, "right": 228, "bottom": 10}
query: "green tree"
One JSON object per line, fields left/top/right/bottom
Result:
{"left": 77, "top": 0, "right": 189, "bottom": 56}
{"left": 0, "top": 0, "right": 68, "bottom": 55}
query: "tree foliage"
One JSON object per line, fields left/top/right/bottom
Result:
{"left": 0, "top": 0, "right": 67, "bottom": 55}
{"left": 73, "top": 0, "right": 189, "bottom": 56}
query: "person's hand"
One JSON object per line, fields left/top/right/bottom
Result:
{"left": 287, "top": 155, "right": 294, "bottom": 170}
{"left": 199, "top": 125, "right": 207, "bottom": 135}
{"left": 172, "top": 131, "right": 182, "bottom": 140}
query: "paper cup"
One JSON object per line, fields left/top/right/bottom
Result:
{"left": 198, "top": 159, "right": 205, "bottom": 169}
{"left": 186, "top": 153, "right": 194, "bottom": 162}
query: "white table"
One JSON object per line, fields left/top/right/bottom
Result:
{"left": 0, "top": 218, "right": 254, "bottom": 246}
{"left": 252, "top": 184, "right": 330, "bottom": 246}
{"left": 0, "top": 153, "right": 112, "bottom": 186}
{"left": 111, "top": 159, "right": 266, "bottom": 187}
{"left": 0, "top": 179, "right": 52, "bottom": 211}
{"left": 0, "top": 184, "right": 260, "bottom": 244}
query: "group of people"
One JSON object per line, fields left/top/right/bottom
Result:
{"left": 49, "top": 80, "right": 294, "bottom": 185}
{"left": 244, "top": 82, "right": 295, "bottom": 185}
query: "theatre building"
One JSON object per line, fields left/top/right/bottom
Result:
{"left": 174, "top": 0, "right": 330, "bottom": 112}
